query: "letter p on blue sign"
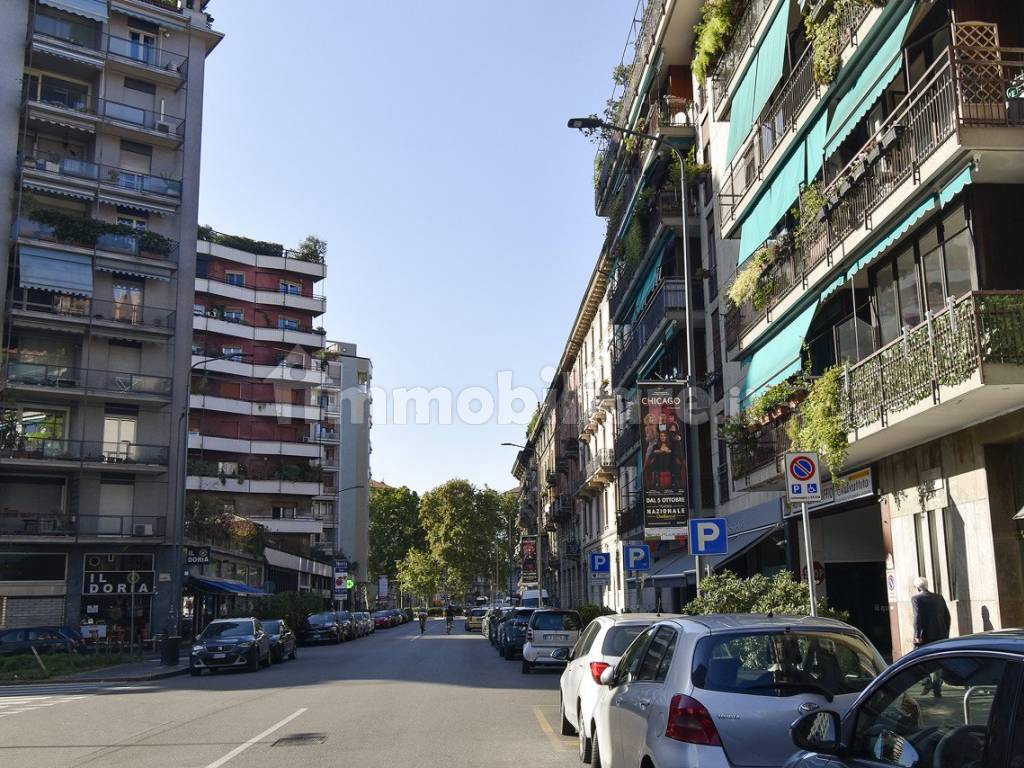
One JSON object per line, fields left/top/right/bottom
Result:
{"left": 688, "top": 518, "right": 728, "bottom": 555}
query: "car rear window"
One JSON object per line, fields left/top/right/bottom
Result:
{"left": 601, "top": 625, "right": 649, "bottom": 656}
{"left": 532, "top": 612, "right": 581, "bottom": 631}
{"left": 692, "top": 630, "right": 884, "bottom": 698}
{"left": 308, "top": 612, "right": 334, "bottom": 624}
{"left": 471, "top": 609, "right": 486, "bottom": 617}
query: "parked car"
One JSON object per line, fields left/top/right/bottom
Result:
{"left": 500, "top": 608, "right": 536, "bottom": 660}
{"left": 0, "top": 626, "right": 76, "bottom": 656}
{"left": 786, "top": 629, "right": 1024, "bottom": 768}
{"left": 480, "top": 607, "right": 498, "bottom": 639}
{"left": 261, "top": 619, "right": 297, "bottom": 662}
{"left": 558, "top": 613, "right": 664, "bottom": 759}
{"left": 335, "top": 610, "right": 356, "bottom": 641}
{"left": 353, "top": 612, "right": 373, "bottom": 636}
{"left": 41, "top": 625, "right": 88, "bottom": 653}
{"left": 590, "top": 615, "right": 885, "bottom": 768}
{"left": 522, "top": 609, "right": 581, "bottom": 674}
{"left": 465, "top": 607, "right": 487, "bottom": 632}
{"left": 489, "top": 607, "right": 513, "bottom": 646}
{"left": 190, "top": 617, "right": 271, "bottom": 675}
{"left": 299, "top": 611, "right": 344, "bottom": 645}
{"left": 372, "top": 611, "right": 391, "bottom": 630}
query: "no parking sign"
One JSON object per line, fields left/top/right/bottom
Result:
{"left": 786, "top": 452, "right": 822, "bottom": 502}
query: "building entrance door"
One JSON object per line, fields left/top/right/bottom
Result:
{"left": 825, "top": 561, "right": 892, "bottom": 660}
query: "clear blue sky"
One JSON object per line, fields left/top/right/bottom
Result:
{"left": 199, "top": 1, "right": 630, "bottom": 493}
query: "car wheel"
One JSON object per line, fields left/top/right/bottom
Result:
{"left": 578, "top": 709, "right": 592, "bottom": 763}
{"left": 289, "top": 646, "right": 297, "bottom": 660}
{"left": 502, "top": 645, "right": 511, "bottom": 660}
{"left": 247, "top": 649, "right": 259, "bottom": 672}
{"left": 271, "top": 647, "right": 282, "bottom": 664}
{"left": 190, "top": 667, "right": 202, "bottom": 677}
{"left": 559, "top": 695, "right": 575, "bottom": 736}
{"left": 591, "top": 726, "right": 602, "bottom": 768}
{"left": 521, "top": 659, "right": 531, "bottom": 674}
{"left": 334, "top": 631, "right": 342, "bottom": 644}
{"left": 262, "top": 648, "right": 272, "bottom": 668}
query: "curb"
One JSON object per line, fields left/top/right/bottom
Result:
{"left": 0, "top": 666, "right": 189, "bottom": 686}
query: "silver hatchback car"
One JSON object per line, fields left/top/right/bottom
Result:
{"left": 590, "top": 614, "right": 885, "bottom": 768}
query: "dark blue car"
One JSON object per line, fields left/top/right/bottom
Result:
{"left": 787, "top": 630, "right": 1024, "bottom": 768}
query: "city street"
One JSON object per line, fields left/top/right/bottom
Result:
{"left": 0, "top": 620, "right": 576, "bottom": 768}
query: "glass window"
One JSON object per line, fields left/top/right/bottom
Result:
{"left": 193, "top": 304, "right": 204, "bottom": 316}
{"left": 922, "top": 245, "right": 946, "bottom": 311}
{"left": 278, "top": 317, "right": 299, "bottom": 331}
{"left": 876, "top": 265, "right": 900, "bottom": 345}
{"left": 221, "top": 346, "right": 243, "bottom": 361}
{"left": 532, "top": 611, "right": 580, "bottom": 631}
{"left": 942, "top": 227, "right": 972, "bottom": 299}
{"left": 225, "top": 272, "right": 245, "bottom": 287}
{"left": 615, "top": 626, "right": 656, "bottom": 684}
{"left": 574, "top": 621, "right": 601, "bottom": 657}
{"left": 896, "top": 249, "right": 921, "bottom": 329}
{"left": 223, "top": 309, "right": 243, "bottom": 323}
{"left": 103, "top": 414, "right": 137, "bottom": 460}
{"left": 851, "top": 656, "right": 1008, "bottom": 766}
{"left": 636, "top": 626, "right": 676, "bottom": 682}
{"left": 692, "top": 631, "right": 884, "bottom": 697}
{"left": 200, "top": 620, "right": 255, "bottom": 639}
{"left": 112, "top": 282, "right": 143, "bottom": 324}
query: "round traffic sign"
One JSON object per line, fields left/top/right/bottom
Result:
{"left": 335, "top": 576, "right": 345, "bottom": 588}
{"left": 789, "top": 455, "right": 816, "bottom": 481}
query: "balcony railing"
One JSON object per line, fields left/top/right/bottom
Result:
{"left": 26, "top": 92, "right": 186, "bottom": 138}
{"left": 719, "top": 4, "right": 870, "bottom": 223}
{"left": 612, "top": 278, "right": 688, "bottom": 383}
{"left": 32, "top": 13, "right": 101, "bottom": 51}
{"left": 709, "top": 0, "right": 775, "bottom": 108}
{"left": 11, "top": 296, "right": 175, "bottom": 331}
{"left": 649, "top": 96, "right": 697, "bottom": 134}
{"left": 730, "top": 420, "right": 790, "bottom": 481}
{"left": 842, "top": 291, "right": 1024, "bottom": 431}
{"left": 585, "top": 449, "right": 616, "bottom": 482}
{"left": 5, "top": 361, "right": 172, "bottom": 396}
{"left": 16, "top": 216, "right": 178, "bottom": 261}
{"left": 616, "top": 494, "right": 643, "bottom": 536}
{"left": 195, "top": 308, "right": 321, "bottom": 336}
{"left": 22, "top": 154, "right": 183, "bottom": 199}
{"left": 107, "top": 35, "right": 188, "bottom": 75}
{"left": 0, "top": 511, "right": 165, "bottom": 537}
{"left": 0, "top": 437, "right": 169, "bottom": 465}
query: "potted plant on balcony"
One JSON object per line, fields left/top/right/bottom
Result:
{"left": 138, "top": 230, "right": 173, "bottom": 258}
{"left": 296, "top": 234, "right": 327, "bottom": 264}
{"left": 787, "top": 365, "right": 849, "bottom": 480}
{"left": 719, "top": 412, "right": 758, "bottom": 477}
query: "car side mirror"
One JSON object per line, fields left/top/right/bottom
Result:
{"left": 599, "top": 666, "right": 616, "bottom": 686}
{"left": 792, "top": 710, "right": 841, "bottom": 754}
{"left": 550, "top": 647, "right": 569, "bottom": 661}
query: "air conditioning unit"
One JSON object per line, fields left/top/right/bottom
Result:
{"left": 133, "top": 523, "right": 154, "bottom": 536}
{"left": 155, "top": 120, "right": 174, "bottom": 134}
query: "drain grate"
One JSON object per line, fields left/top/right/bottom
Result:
{"left": 272, "top": 733, "right": 327, "bottom": 747}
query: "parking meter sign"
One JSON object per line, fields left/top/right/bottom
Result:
{"left": 786, "top": 452, "right": 822, "bottom": 502}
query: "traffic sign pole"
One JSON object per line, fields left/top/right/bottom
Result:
{"left": 801, "top": 501, "right": 818, "bottom": 616}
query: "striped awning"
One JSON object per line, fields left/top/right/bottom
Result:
{"left": 18, "top": 245, "right": 93, "bottom": 296}
{"left": 39, "top": 0, "right": 108, "bottom": 22}
{"left": 96, "top": 257, "right": 171, "bottom": 282}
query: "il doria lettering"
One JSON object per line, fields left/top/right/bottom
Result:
{"left": 84, "top": 571, "right": 154, "bottom": 594}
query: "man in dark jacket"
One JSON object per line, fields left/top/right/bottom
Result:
{"left": 911, "top": 576, "right": 951, "bottom": 696}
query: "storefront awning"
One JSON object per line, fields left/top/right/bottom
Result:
{"left": 647, "top": 523, "right": 782, "bottom": 584}
{"left": 187, "top": 575, "right": 268, "bottom": 597}
{"left": 18, "top": 245, "right": 93, "bottom": 296}
{"left": 40, "top": 0, "right": 108, "bottom": 22}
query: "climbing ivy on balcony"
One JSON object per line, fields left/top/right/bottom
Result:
{"left": 694, "top": 0, "right": 743, "bottom": 82}
{"left": 787, "top": 365, "right": 848, "bottom": 479}
{"left": 805, "top": 0, "right": 888, "bottom": 86}
{"left": 727, "top": 242, "right": 778, "bottom": 310}
{"left": 29, "top": 208, "right": 173, "bottom": 255}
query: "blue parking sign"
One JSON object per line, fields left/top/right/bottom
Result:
{"left": 688, "top": 518, "right": 728, "bottom": 556}
{"left": 589, "top": 552, "right": 610, "bottom": 582}
{"left": 623, "top": 544, "right": 651, "bottom": 572}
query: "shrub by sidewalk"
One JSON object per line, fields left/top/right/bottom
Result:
{"left": 0, "top": 652, "right": 134, "bottom": 682}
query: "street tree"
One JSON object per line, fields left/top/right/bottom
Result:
{"left": 368, "top": 485, "right": 424, "bottom": 579}
{"left": 419, "top": 479, "right": 501, "bottom": 594}
{"left": 396, "top": 548, "right": 441, "bottom": 606}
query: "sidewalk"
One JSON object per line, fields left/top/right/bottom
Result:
{"left": 56, "top": 656, "right": 189, "bottom": 682}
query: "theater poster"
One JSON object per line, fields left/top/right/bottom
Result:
{"left": 638, "top": 382, "right": 689, "bottom": 539}
{"left": 520, "top": 535, "right": 538, "bottom": 583}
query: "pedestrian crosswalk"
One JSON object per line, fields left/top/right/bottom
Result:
{"left": 0, "top": 682, "right": 134, "bottom": 720}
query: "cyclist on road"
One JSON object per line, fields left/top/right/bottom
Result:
{"left": 418, "top": 610, "right": 427, "bottom": 634}
{"left": 444, "top": 604, "right": 454, "bottom": 634}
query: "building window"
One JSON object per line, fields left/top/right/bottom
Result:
{"left": 225, "top": 272, "right": 245, "bottom": 287}
{"left": 221, "top": 346, "right": 243, "bottom": 361}
{"left": 223, "top": 308, "right": 244, "bottom": 323}
{"left": 278, "top": 317, "right": 299, "bottom": 331}
{"left": 193, "top": 303, "right": 204, "bottom": 316}
{"left": 127, "top": 28, "right": 157, "bottom": 64}
{"left": 112, "top": 281, "right": 144, "bottom": 324}
{"left": 116, "top": 214, "right": 147, "bottom": 231}
{"left": 191, "top": 343, "right": 203, "bottom": 355}
{"left": 102, "top": 413, "right": 137, "bottom": 460}
{"left": 272, "top": 506, "right": 297, "bottom": 519}
{"left": 279, "top": 281, "right": 301, "bottom": 295}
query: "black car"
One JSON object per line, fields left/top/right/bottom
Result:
{"left": 335, "top": 610, "right": 355, "bottom": 641}
{"left": 261, "top": 619, "right": 297, "bottom": 662}
{"left": 190, "top": 618, "right": 271, "bottom": 675}
{"left": 787, "top": 629, "right": 1024, "bottom": 768}
{"left": 0, "top": 626, "right": 75, "bottom": 656}
{"left": 499, "top": 608, "right": 535, "bottom": 659}
{"left": 300, "top": 611, "right": 343, "bottom": 644}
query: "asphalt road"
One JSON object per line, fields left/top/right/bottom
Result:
{"left": 0, "top": 619, "right": 578, "bottom": 768}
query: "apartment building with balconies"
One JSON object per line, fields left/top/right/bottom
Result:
{"left": 702, "top": 0, "right": 1024, "bottom": 657}
{"left": 186, "top": 229, "right": 335, "bottom": 596}
{"left": 0, "top": 0, "right": 220, "bottom": 638}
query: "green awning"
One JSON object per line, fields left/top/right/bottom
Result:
{"left": 632, "top": 259, "right": 664, "bottom": 322}
{"left": 824, "top": 1, "right": 915, "bottom": 158}
{"left": 804, "top": 109, "right": 828, "bottom": 183}
{"left": 740, "top": 301, "right": 818, "bottom": 406}
{"left": 18, "top": 246, "right": 93, "bottom": 296}
{"left": 726, "top": 0, "right": 790, "bottom": 164}
{"left": 738, "top": 137, "right": 806, "bottom": 264}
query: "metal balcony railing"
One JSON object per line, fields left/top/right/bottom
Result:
{"left": 22, "top": 154, "right": 183, "bottom": 199}
{"left": 730, "top": 420, "right": 791, "bottom": 481}
{"left": 26, "top": 92, "right": 186, "bottom": 138}
{"left": 0, "top": 437, "right": 169, "bottom": 465}
{"left": 11, "top": 296, "right": 175, "bottom": 330}
{"left": 107, "top": 34, "right": 188, "bottom": 75}
{"left": 842, "top": 291, "right": 1024, "bottom": 431}
{"left": 16, "top": 216, "right": 178, "bottom": 261}
{"left": 649, "top": 96, "right": 697, "bottom": 134}
{"left": 0, "top": 510, "right": 165, "bottom": 537}
{"left": 612, "top": 278, "right": 687, "bottom": 383}
{"left": 5, "top": 361, "right": 172, "bottom": 396}
{"left": 709, "top": 0, "right": 776, "bottom": 108}
{"left": 585, "top": 449, "right": 617, "bottom": 483}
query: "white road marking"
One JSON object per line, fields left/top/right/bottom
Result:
{"left": 203, "top": 708, "right": 307, "bottom": 768}
{"left": 0, "top": 694, "right": 85, "bottom": 718}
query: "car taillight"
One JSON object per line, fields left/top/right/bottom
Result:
{"left": 589, "top": 661, "right": 610, "bottom": 684}
{"left": 527, "top": 629, "right": 533, "bottom": 642}
{"left": 665, "top": 694, "right": 721, "bottom": 746}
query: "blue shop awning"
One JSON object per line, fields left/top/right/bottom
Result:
{"left": 188, "top": 575, "right": 269, "bottom": 597}
{"left": 824, "top": 0, "right": 915, "bottom": 158}
{"left": 18, "top": 245, "right": 93, "bottom": 296}
{"left": 39, "top": 0, "right": 108, "bottom": 21}
{"left": 740, "top": 301, "right": 818, "bottom": 406}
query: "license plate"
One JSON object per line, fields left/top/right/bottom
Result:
{"left": 213, "top": 653, "right": 226, "bottom": 659}
{"left": 547, "top": 634, "right": 568, "bottom": 641}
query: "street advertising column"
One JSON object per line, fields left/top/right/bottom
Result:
{"left": 638, "top": 383, "right": 689, "bottom": 540}
{"left": 520, "top": 535, "right": 537, "bottom": 584}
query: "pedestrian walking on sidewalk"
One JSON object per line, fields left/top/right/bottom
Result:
{"left": 911, "top": 576, "right": 951, "bottom": 697}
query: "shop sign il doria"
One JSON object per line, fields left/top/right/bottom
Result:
{"left": 83, "top": 570, "right": 155, "bottom": 594}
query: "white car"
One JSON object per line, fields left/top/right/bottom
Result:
{"left": 522, "top": 609, "right": 581, "bottom": 673}
{"left": 589, "top": 614, "right": 885, "bottom": 768}
{"left": 558, "top": 613, "right": 664, "bottom": 762}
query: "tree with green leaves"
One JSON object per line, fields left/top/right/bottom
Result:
{"left": 683, "top": 570, "right": 847, "bottom": 620}
{"left": 368, "top": 485, "right": 424, "bottom": 579}
{"left": 419, "top": 479, "right": 502, "bottom": 594}
{"left": 396, "top": 548, "right": 441, "bottom": 605}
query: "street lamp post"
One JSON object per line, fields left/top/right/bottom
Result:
{"left": 568, "top": 117, "right": 705, "bottom": 594}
